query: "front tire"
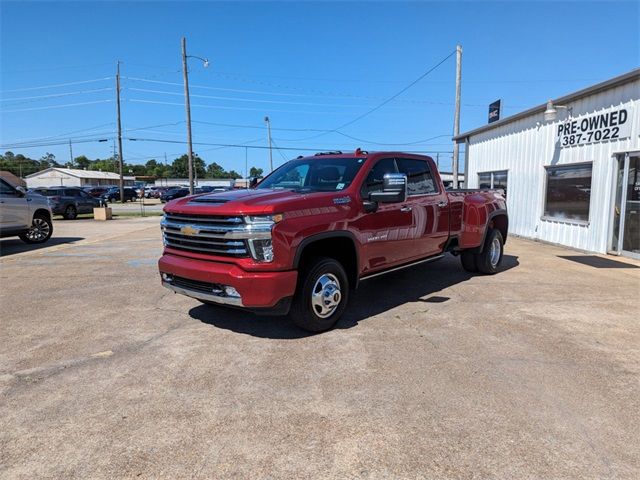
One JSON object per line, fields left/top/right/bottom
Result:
{"left": 19, "top": 213, "right": 53, "bottom": 244}
{"left": 290, "top": 257, "right": 349, "bottom": 333}
{"left": 63, "top": 205, "right": 77, "bottom": 220}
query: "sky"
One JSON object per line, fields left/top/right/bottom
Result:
{"left": 1, "top": 1, "right": 638, "bottom": 176}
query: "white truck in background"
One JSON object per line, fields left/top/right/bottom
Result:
{"left": 0, "top": 178, "right": 53, "bottom": 244}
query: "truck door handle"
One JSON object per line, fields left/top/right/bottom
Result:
{"left": 400, "top": 206, "right": 412, "bottom": 212}
{"left": 437, "top": 201, "right": 447, "bottom": 207}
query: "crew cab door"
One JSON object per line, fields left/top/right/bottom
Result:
{"left": 354, "top": 157, "right": 422, "bottom": 272}
{"left": 396, "top": 157, "right": 450, "bottom": 257}
{"left": 0, "top": 179, "right": 30, "bottom": 229}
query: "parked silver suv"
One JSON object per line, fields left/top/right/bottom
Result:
{"left": 0, "top": 178, "right": 53, "bottom": 244}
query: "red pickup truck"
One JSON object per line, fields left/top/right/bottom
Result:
{"left": 159, "top": 150, "right": 507, "bottom": 332}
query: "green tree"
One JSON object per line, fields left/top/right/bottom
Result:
{"left": 227, "top": 170, "right": 242, "bottom": 179}
{"left": 170, "top": 154, "right": 205, "bottom": 178}
{"left": 249, "top": 166, "right": 263, "bottom": 178}
{"left": 145, "top": 159, "right": 158, "bottom": 170}
{"left": 206, "top": 162, "right": 225, "bottom": 178}
{"left": 72, "top": 155, "right": 91, "bottom": 170}
{"left": 39, "top": 152, "right": 58, "bottom": 169}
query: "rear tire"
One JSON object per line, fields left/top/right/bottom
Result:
{"left": 290, "top": 257, "right": 349, "bottom": 333}
{"left": 476, "top": 229, "right": 504, "bottom": 274}
{"left": 19, "top": 213, "right": 53, "bottom": 244}
{"left": 460, "top": 251, "right": 478, "bottom": 272}
{"left": 63, "top": 205, "right": 77, "bottom": 220}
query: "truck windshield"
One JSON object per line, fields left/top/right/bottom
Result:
{"left": 256, "top": 157, "right": 365, "bottom": 192}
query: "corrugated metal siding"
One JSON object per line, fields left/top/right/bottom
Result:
{"left": 466, "top": 79, "right": 639, "bottom": 254}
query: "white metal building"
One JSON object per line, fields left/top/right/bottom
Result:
{"left": 25, "top": 168, "right": 136, "bottom": 188}
{"left": 455, "top": 69, "right": 639, "bottom": 259}
{"left": 153, "top": 178, "right": 236, "bottom": 188}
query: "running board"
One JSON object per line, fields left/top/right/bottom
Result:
{"left": 359, "top": 254, "right": 444, "bottom": 281}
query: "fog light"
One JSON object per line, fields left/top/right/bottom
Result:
{"left": 224, "top": 286, "right": 241, "bottom": 298}
{"left": 161, "top": 272, "right": 173, "bottom": 282}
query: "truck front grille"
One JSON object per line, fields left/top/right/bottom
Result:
{"left": 161, "top": 213, "right": 249, "bottom": 257}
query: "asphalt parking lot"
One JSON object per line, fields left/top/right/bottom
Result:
{"left": 1, "top": 217, "right": 639, "bottom": 479}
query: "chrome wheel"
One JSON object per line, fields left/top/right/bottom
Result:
{"left": 489, "top": 236, "right": 501, "bottom": 267}
{"left": 25, "top": 218, "right": 51, "bottom": 242}
{"left": 311, "top": 273, "right": 342, "bottom": 318}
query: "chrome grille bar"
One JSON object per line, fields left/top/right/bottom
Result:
{"left": 161, "top": 214, "right": 271, "bottom": 257}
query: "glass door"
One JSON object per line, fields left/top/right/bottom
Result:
{"left": 612, "top": 154, "right": 640, "bottom": 258}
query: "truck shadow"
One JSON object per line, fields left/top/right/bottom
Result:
{"left": 0, "top": 237, "right": 84, "bottom": 257}
{"left": 189, "top": 253, "right": 520, "bottom": 339}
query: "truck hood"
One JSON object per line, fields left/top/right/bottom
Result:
{"left": 164, "top": 188, "right": 328, "bottom": 215}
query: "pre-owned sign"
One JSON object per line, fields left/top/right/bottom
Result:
{"left": 557, "top": 107, "right": 633, "bottom": 147}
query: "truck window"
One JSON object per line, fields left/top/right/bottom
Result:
{"left": 397, "top": 158, "right": 437, "bottom": 195}
{"left": 360, "top": 158, "right": 397, "bottom": 198}
{"left": 258, "top": 157, "right": 364, "bottom": 192}
{"left": 0, "top": 179, "right": 17, "bottom": 195}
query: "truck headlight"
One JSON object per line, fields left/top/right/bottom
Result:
{"left": 244, "top": 214, "right": 283, "bottom": 225}
{"left": 244, "top": 215, "right": 280, "bottom": 262}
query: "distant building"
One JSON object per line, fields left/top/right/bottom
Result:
{"left": 154, "top": 178, "right": 236, "bottom": 188}
{"left": 25, "top": 168, "right": 136, "bottom": 188}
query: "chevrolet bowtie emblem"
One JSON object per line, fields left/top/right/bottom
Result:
{"left": 180, "top": 225, "right": 199, "bottom": 236}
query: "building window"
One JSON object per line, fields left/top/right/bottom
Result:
{"left": 478, "top": 170, "right": 508, "bottom": 197}
{"left": 544, "top": 163, "right": 592, "bottom": 222}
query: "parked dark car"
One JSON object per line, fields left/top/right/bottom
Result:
{"left": 33, "top": 186, "right": 102, "bottom": 220}
{"left": 83, "top": 186, "right": 111, "bottom": 198}
{"left": 148, "top": 186, "right": 171, "bottom": 199}
{"left": 160, "top": 187, "right": 190, "bottom": 203}
{"left": 102, "top": 187, "right": 138, "bottom": 203}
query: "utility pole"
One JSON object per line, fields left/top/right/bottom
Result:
{"left": 164, "top": 152, "right": 168, "bottom": 186}
{"left": 112, "top": 139, "right": 117, "bottom": 173}
{"left": 181, "top": 37, "right": 195, "bottom": 195}
{"left": 264, "top": 116, "right": 273, "bottom": 172}
{"left": 116, "top": 61, "right": 125, "bottom": 202}
{"left": 245, "top": 146, "right": 248, "bottom": 188}
{"left": 68, "top": 139, "right": 74, "bottom": 166}
{"left": 452, "top": 44, "right": 462, "bottom": 189}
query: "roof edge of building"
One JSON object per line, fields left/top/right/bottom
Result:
{"left": 453, "top": 68, "right": 640, "bottom": 142}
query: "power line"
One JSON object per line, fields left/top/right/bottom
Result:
{"left": 1, "top": 87, "right": 113, "bottom": 103}
{"left": 127, "top": 98, "right": 351, "bottom": 115}
{"left": 1, "top": 122, "right": 115, "bottom": 145}
{"left": 192, "top": 120, "right": 451, "bottom": 146}
{"left": 124, "top": 75, "right": 460, "bottom": 105}
{"left": 124, "top": 136, "right": 455, "bottom": 154}
{"left": 1, "top": 137, "right": 112, "bottom": 149}
{"left": 1, "top": 77, "right": 112, "bottom": 93}
{"left": 332, "top": 50, "right": 457, "bottom": 132}
{"left": 127, "top": 86, "right": 413, "bottom": 109}
{"left": 1, "top": 99, "right": 113, "bottom": 114}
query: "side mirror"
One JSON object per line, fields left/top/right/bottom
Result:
{"left": 249, "top": 177, "right": 259, "bottom": 189}
{"left": 369, "top": 173, "right": 407, "bottom": 204}
{"left": 15, "top": 185, "right": 27, "bottom": 197}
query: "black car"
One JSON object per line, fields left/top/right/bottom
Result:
{"left": 160, "top": 187, "right": 190, "bottom": 203}
{"left": 33, "top": 186, "right": 102, "bottom": 220}
{"left": 102, "top": 187, "right": 138, "bottom": 203}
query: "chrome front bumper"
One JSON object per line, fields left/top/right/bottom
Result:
{"left": 161, "top": 280, "right": 244, "bottom": 307}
